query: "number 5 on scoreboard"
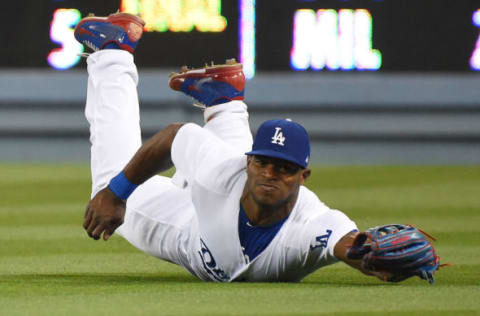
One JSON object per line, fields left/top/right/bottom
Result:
{"left": 47, "top": 9, "right": 84, "bottom": 70}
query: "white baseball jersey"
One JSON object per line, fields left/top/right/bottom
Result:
{"left": 171, "top": 123, "right": 357, "bottom": 282}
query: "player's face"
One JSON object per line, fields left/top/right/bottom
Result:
{"left": 245, "top": 155, "right": 310, "bottom": 207}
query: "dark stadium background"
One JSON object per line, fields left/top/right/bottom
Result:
{"left": 4, "top": 0, "right": 480, "bottom": 71}
{"left": 1, "top": 0, "right": 480, "bottom": 164}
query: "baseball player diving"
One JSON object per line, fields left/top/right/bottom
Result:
{"left": 74, "top": 12, "right": 441, "bottom": 283}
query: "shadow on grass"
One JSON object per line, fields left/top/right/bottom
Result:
{"left": 3, "top": 271, "right": 474, "bottom": 288}
{"left": 2, "top": 272, "right": 200, "bottom": 285}
{"left": 4, "top": 273, "right": 368, "bottom": 285}
{"left": 2, "top": 273, "right": 397, "bottom": 289}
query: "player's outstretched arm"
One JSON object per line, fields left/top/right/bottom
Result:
{"left": 83, "top": 123, "right": 184, "bottom": 240}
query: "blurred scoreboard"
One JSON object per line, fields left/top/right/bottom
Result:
{"left": 5, "top": 0, "right": 480, "bottom": 77}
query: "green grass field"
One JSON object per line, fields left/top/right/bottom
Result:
{"left": 1, "top": 164, "right": 479, "bottom": 315}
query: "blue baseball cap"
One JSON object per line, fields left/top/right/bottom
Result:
{"left": 245, "top": 119, "right": 310, "bottom": 168}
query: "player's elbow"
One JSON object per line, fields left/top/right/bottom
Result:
{"left": 159, "top": 122, "right": 186, "bottom": 148}
{"left": 166, "top": 122, "right": 185, "bottom": 136}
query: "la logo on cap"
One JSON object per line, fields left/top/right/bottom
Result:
{"left": 271, "top": 127, "right": 285, "bottom": 146}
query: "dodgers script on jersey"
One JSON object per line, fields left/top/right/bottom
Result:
{"left": 170, "top": 123, "right": 358, "bottom": 282}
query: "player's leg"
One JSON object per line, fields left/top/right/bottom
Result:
{"left": 86, "top": 55, "right": 195, "bottom": 264}
{"left": 169, "top": 60, "right": 253, "bottom": 154}
{"left": 76, "top": 13, "right": 145, "bottom": 198}
{"left": 76, "top": 13, "right": 197, "bottom": 269}
{"left": 85, "top": 50, "right": 142, "bottom": 197}
{"left": 202, "top": 101, "right": 253, "bottom": 154}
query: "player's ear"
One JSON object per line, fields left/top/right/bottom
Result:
{"left": 247, "top": 155, "right": 253, "bottom": 165}
{"left": 300, "top": 168, "right": 311, "bottom": 184}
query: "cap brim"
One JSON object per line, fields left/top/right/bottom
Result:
{"left": 245, "top": 149, "right": 306, "bottom": 168}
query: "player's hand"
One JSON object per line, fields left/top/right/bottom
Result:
{"left": 334, "top": 231, "right": 394, "bottom": 282}
{"left": 83, "top": 187, "right": 126, "bottom": 241}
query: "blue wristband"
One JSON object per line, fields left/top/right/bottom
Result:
{"left": 108, "top": 171, "right": 138, "bottom": 200}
